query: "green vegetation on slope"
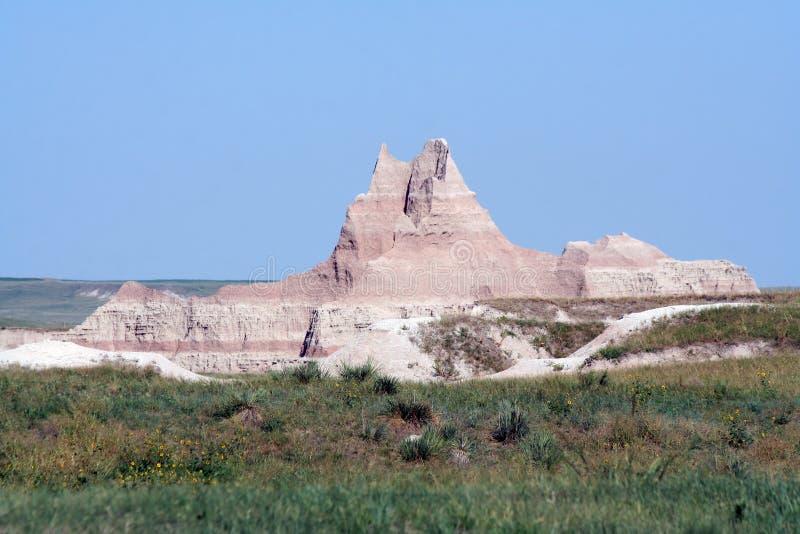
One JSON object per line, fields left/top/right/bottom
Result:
{"left": 596, "top": 305, "right": 800, "bottom": 360}
{"left": 0, "top": 353, "right": 799, "bottom": 531}
{"left": 496, "top": 315, "right": 605, "bottom": 357}
{"left": 485, "top": 289, "right": 800, "bottom": 323}
{"left": 416, "top": 314, "right": 605, "bottom": 378}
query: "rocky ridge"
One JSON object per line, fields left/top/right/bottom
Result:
{"left": 69, "top": 139, "right": 758, "bottom": 372}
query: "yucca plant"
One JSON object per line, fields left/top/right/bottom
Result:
{"left": 492, "top": 400, "right": 529, "bottom": 442}
{"left": 338, "top": 360, "right": 378, "bottom": 382}
{"left": 213, "top": 387, "right": 269, "bottom": 428}
{"left": 385, "top": 399, "right": 433, "bottom": 426}
{"left": 399, "top": 427, "right": 442, "bottom": 462}
{"left": 373, "top": 375, "right": 399, "bottom": 395}
{"left": 290, "top": 361, "right": 326, "bottom": 383}
{"left": 359, "top": 420, "right": 388, "bottom": 443}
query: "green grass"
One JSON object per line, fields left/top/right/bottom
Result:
{"left": 0, "top": 353, "right": 799, "bottom": 531}
{"left": 610, "top": 305, "right": 800, "bottom": 356}
{"left": 497, "top": 315, "right": 606, "bottom": 357}
{"left": 337, "top": 360, "right": 378, "bottom": 382}
{"left": 2, "top": 474, "right": 798, "bottom": 532}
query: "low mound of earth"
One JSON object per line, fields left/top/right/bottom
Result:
{"left": 62, "top": 139, "right": 757, "bottom": 374}
{"left": 0, "top": 341, "right": 210, "bottom": 382}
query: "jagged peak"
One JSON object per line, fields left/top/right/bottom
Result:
{"left": 367, "top": 143, "right": 410, "bottom": 196}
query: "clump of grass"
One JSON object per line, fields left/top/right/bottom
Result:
{"left": 436, "top": 422, "right": 459, "bottom": 442}
{"left": 359, "top": 420, "right": 387, "bottom": 443}
{"left": 338, "top": 360, "right": 378, "bottom": 382}
{"left": 628, "top": 375, "right": 655, "bottom": 416}
{"left": 546, "top": 393, "right": 572, "bottom": 419}
{"left": 289, "top": 361, "right": 326, "bottom": 383}
{"left": 373, "top": 375, "right": 399, "bottom": 395}
{"left": 259, "top": 417, "right": 282, "bottom": 433}
{"left": 492, "top": 401, "right": 529, "bottom": 443}
{"left": 596, "top": 346, "right": 625, "bottom": 360}
{"left": 398, "top": 427, "right": 442, "bottom": 462}
{"left": 578, "top": 370, "right": 608, "bottom": 389}
{"left": 448, "top": 433, "right": 474, "bottom": 465}
{"left": 386, "top": 399, "right": 434, "bottom": 426}
{"left": 212, "top": 387, "right": 267, "bottom": 420}
{"left": 521, "top": 429, "right": 563, "bottom": 470}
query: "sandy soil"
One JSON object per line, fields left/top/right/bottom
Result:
{"left": 321, "top": 317, "right": 438, "bottom": 381}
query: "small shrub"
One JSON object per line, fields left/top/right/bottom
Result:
{"left": 726, "top": 409, "right": 753, "bottom": 448}
{"left": 521, "top": 430, "right": 563, "bottom": 470}
{"left": 373, "top": 375, "right": 399, "bottom": 395}
{"left": 386, "top": 399, "right": 434, "bottom": 426}
{"left": 596, "top": 346, "right": 625, "bottom": 360}
{"left": 432, "top": 357, "right": 460, "bottom": 381}
{"left": 212, "top": 388, "right": 267, "bottom": 419}
{"left": 290, "top": 361, "right": 326, "bottom": 383}
{"left": 758, "top": 369, "right": 771, "bottom": 388}
{"left": 628, "top": 374, "right": 655, "bottom": 416}
{"left": 604, "top": 415, "right": 660, "bottom": 449}
{"left": 492, "top": 401, "right": 529, "bottom": 443}
{"left": 773, "top": 412, "right": 790, "bottom": 426}
{"left": 546, "top": 393, "right": 572, "bottom": 419}
{"left": 338, "top": 360, "right": 378, "bottom": 382}
{"left": 399, "top": 427, "right": 442, "bottom": 462}
{"left": 604, "top": 416, "right": 637, "bottom": 449}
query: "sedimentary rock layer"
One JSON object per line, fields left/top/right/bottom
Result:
{"left": 69, "top": 139, "right": 758, "bottom": 370}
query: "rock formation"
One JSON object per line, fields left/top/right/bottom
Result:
{"left": 69, "top": 139, "right": 758, "bottom": 371}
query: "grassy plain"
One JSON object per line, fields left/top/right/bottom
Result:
{"left": 1, "top": 352, "right": 798, "bottom": 532}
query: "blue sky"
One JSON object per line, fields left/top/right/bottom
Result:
{"left": 1, "top": 2, "right": 797, "bottom": 286}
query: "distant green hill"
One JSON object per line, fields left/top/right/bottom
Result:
{"left": 0, "top": 278, "right": 252, "bottom": 329}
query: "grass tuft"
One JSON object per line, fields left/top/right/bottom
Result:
{"left": 372, "top": 375, "right": 399, "bottom": 395}
{"left": 385, "top": 399, "right": 434, "bottom": 426}
{"left": 521, "top": 429, "right": 563, "bottom": 470}
{"left": 398, "top": 427, "right": 442, "bottom": 462}
{"left": 338, "top": 360, "right": 378, "bottom": 382}
{"left": 492, "top": 401, "right": 529, "bottom": 443}
{"left": 288, "top": 361, "right": 326, "bottom": 383}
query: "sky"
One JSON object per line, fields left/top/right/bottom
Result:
{"left": 0, "top": 1, "right": 797, "bottom": 286}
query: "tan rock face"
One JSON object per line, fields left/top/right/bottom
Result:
{"left": 69, "top": 139, "right": 758, "bottom": 371}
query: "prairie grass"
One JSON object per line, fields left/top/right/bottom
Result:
{"left": 287, "top": 360, "right": 327, "bottom": 383}
{"left": 337, "top": 360, "right": 378, "bottom": 382}
{"left": 615, "top": 305, "right": 800, "bottom": 354}
{"left": 0, "top": 352, "right": 798, "bottom": 530}
{"left": 372, "top": 374, "right": 399, "bottom": 395}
